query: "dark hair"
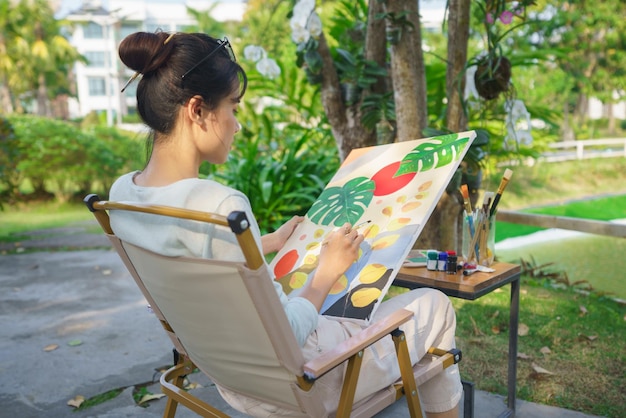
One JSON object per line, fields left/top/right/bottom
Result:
{"left": 118, "top": 31, "right": 247, "bottom": 135}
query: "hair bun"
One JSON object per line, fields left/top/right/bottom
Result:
{"left": 119, "top": 32, "right": 170, "bottom": 74}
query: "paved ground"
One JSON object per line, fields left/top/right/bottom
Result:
{"left": 0, "top": 223, "right": 604, "bottom": 417}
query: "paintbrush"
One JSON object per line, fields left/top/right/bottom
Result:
{"left": 353, "top": 220, "right": 372, "bottom": 230}
{"left": 482, "top": 191, "right": 494, "bottom": 217}
{"left": 478, "top": 192, "right": 494, "bottom": 263}
{"left": 460, "top": 184, "right": 473, "bottom": 215}
{"left": 460, "top": 184, "right": 478, "bottom": 260}
{"left": 466, "top": 215, "right": 483, "bottom": 263}
{"left": 489, "top": 169, "right": 513, "bottom": 217}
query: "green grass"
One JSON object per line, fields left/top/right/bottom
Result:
{"left": 74, "top": 388, "right": 124, "bottom": 411}
{"left": 491, "top": 193, "right": 626, "bottom": 299}
{"left": 495, "top": 194, "right": 626, "bottom": 241}
{"left": 0, "top": 201, "right": 94, "bottom": 242}
{"left": 452, "top": 284, "right": 625, "bottom": 418}
{"left": 498, "top": 234, "right": 626, "bottom": 299}
{"left": 387, "top": 276, "right": 626, "bottom": 417}
{"left": 482, "top": 158, "right": 626, "bottom": 211}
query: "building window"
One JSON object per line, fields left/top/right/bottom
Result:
{"left": 84, "top": 51, "right": 106, "bottom": 67}
{"left": 83, "top": 22, "right": 104, "bottom": 39}
{"left": 120, "top": 24, "right": 140, "bottom": 40}
{"left": 88, "top": 77, "right": 106, "bottom": 96}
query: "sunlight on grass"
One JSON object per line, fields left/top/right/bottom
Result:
{"left": 497, "top": 235, "right": 626, "bottom": 299}
{"left": 0, "top": 201, "right": 93, "bottom": 240}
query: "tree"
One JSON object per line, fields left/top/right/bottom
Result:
{"left": 236, "top": 0, "right": 547, "bottom": 250}
{"left": 0, "top": 0, "right": 25, "bottom": 113}
{"left": 0, "top": 0, "right": 82, "bottom": 116}
{"left": 420, "top": 0, "right": 472, "bottom": 251}
{"left": 186, "top": 3, "right": 229, "bottom": 37}
{"left": 288, "top": 0, "right": 477, "bottom": 250}
{"left": 522, "top": 0, "right": 626, "bottom": 139}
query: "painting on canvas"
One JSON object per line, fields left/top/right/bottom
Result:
{"left": 269, "top": 131, "right": 477, "bottom": 322}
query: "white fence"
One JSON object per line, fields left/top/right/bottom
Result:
{"left": 541, "top": 138, "right": 626, "bottom": 162}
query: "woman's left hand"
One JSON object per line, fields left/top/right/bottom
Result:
{"left": 262, "top": 215, "right": 304, "bottom": 254}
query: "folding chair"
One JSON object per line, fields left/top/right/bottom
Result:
{"left": 84, "top": 194, "right": 462, "bottom": 418}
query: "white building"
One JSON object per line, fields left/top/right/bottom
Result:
{"left": 61, "top": 0, "right": 244, "bottom": 125}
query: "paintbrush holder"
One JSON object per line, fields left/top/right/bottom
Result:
{"left": 462, "top": 213, "right": 496, "bottom": 267}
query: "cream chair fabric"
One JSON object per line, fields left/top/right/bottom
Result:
{"left": 84, "top": 194, "right": 461, "bottom": 418}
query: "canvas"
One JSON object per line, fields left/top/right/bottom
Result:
{"left": 269, "top": 131, "right": 477, "bottom": 322}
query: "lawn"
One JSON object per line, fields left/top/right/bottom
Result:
{"left": 0, "top": 200, "right": 94, "bottom": 242}
{"left": 451, "top": 283, "right": 625, "bottom": 417}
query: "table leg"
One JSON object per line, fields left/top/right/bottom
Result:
{"left": 499, "top": 276, "right": 520, "bottom": 418}
{"left": 462, "top": 380, "right": 475, "bottom": 418}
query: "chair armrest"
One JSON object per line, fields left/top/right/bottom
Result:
{"left": 302, "top": 308, "right": 413, "bottom": 379}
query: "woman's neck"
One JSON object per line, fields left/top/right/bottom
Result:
{"left": 134, "top": 141, "right": 200, "bottom": 187}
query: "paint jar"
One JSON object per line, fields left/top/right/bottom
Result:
{"left": 447, "top": 251, "right": 458, "bottom": 274}
{"left": 462, "top": 214, "right": 496, "bottom": 266}
{"left": 426, "top": 250, "right": 439, "bottom": 271}
{"left": 437, "top": 251, "right": 448, "bottom": 272}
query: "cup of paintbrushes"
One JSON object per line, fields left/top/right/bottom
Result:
{"left": 462, "top": 211, "right": 496, "bottom": 267}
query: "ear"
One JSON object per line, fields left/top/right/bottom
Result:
{"left": 186, "top": 96, "right": 206, "bottom": 124}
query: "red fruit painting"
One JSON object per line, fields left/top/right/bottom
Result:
{"left": 371, "top": 161, "right": 416, "bottom": 196}
{"left": 273, "top": 249, "right": 299, "bottom": 279}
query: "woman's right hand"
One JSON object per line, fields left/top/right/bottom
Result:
{"left": 299, "top": 223, "right": 364, "bottom": 312}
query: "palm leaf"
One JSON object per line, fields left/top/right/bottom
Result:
{"left": 396, "top": 133, "right": 469, "bottom": 176}
{"left": 308, "top": 177, "right": 375, "bottom": 226}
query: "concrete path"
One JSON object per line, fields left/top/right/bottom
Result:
{"left": 0, "top": 226, "right": 604, "bottom": 417}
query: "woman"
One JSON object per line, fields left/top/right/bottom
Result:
{"left": 111, "top": 31, "right": 461, "bottom": 417}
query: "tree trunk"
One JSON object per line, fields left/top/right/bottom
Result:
{"left": 365, "top": 0, "right": 388, "bottom": 95}
{"left": 562, "top": 97, "right": 575, "bottom": 141}
{"left": 37, "top": 73, "right": 49, "bottom": 116}
{"left": 574, "top": 92, "right": 587, "bottom": 126}
{"left": 445, "top": 0, "right": 470, "bottom": 133}
{"left": 317, "top": 33, "right": 376, "bottom": 161}
{"left": 383, "top": 0, "right": 426, "bottom": 141}
{"left": 0, "top": 82, "right": 13, "bottom": 114}
{"left": 415, "top": 0, "right": 471, "bottom": 254}
{"left": 607, "top": 101, "right": 615, "bottom": 135}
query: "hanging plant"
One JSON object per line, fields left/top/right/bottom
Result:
{"left": 474, "top": 53, "right": 512, "bottom": 100}
{"left": 467, "top": 0, "right": 536, "bottom": 101}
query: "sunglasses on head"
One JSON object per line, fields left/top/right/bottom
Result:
{"left": 181, "top": 37, "right": 236, "bottom": 82}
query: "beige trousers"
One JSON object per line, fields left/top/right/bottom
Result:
{"left": 220, "top": 288, "right": 462, "bottom": 416}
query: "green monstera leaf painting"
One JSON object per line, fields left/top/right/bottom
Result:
{"left": 308, "top": 177, "right": 375, "bottom": 226}
{"left": 269, "top": 131, "right": 477, "bottom": 322}
{"left": 397, "top": 133, "right": 470, "bottom": 175}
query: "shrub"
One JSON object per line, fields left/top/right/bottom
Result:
{"left": 0, "top": 117, "right": 20, "bottom": 206}
{"left": 87, "top": 125, "right": 145, "bottom": 195}
{"left": 8, "top": 115, "right": 142, "bottom": 202}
